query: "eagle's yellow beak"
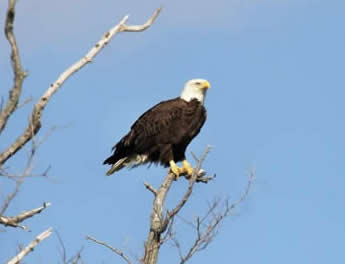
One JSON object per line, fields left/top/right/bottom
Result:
{"left": 201, "top": 80, "right": 211, "bottom": 90}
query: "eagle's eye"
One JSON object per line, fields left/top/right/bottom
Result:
{"left": 195, "top": 82, "right": 201, "bottom": 85}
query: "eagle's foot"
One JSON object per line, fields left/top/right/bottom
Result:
{"left": 169, "top": 160, "right": 184, "bottom": 180}
{"left": 182, "top": 160, "right": 194, "bottom": 177}
{"left": 169, "top": 160, "right": 182, "bottom": 179}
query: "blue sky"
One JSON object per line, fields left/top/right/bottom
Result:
{"left": 1, "top": 0, "right": 345, "bottom": 263}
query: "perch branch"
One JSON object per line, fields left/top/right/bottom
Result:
{"left": 0, "top": 0, "right": 26, "bottom": 135}
{"left": 0, "top": 202, "right": 51, "bottom": 230}
{"left": 0, "top": 7, "right": 161, "bottom": 167}
{"left": 142, "top": 146, "right": 212, "bottom": 264}
{"left": 86, "top": 235, "right": 132, "bottom": 264}
{"left": 7, "top": 228, "right": 53, "bottom": 264}
{"left": 166, "top": 146, "right": 211, "bottom": 222}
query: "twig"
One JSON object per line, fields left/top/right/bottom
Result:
{"left": 230, "top": 168, "right": 255, "bottom": 208}
{"left": 144, "top": 182, "right": 157, "bottom": 196}
{"left": 160, "top": 215, "right": 175, "bottom": 245}
{"left": 0, "top": 202, "right": 51, "bottom": 230}
{"left": 0, "top": 132, "right": 39, "bottom": 216}
{"left": 0, "top": 0, "right": 26, "bottom": 135}
{"left": 179, "top": 205, "right": 220, "bottom": 263}
{"left": 0, "top": 176, "right": 24, "bottom": 216}
{"left": 0, "top": 7, "right": 161, "bottom": 167}
{"left": 0, "top": 97, "right": 4, "bottom": 112}
{"left": 16, "top": 96, "right": 34, "bottom": 110}
{"left": 171, "top": 235, "right": 184, "bottom": 261}
{"left": 56, "top": 230, "right": 67, "bottom": 263}
{"left": 86, "top": 235, "right": 132, "bottom": 264}
{"left": 7, "top": 228, "right": 53, "bottom": 264}
{"left": 180, "top": 169, "right": 215, "bottom": 183}
{"left": 68, "top": 247, "right": 84, "bottom": 264}
{"left": 56, "top": 231, "right": 84, "bottom": 264}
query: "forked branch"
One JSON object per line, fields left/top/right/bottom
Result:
{"left": 142, "top": 146, "right": 213, "bottom": 264}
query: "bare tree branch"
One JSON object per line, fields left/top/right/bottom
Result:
{"left": 144, "top": 182, "right": 157, "bottom": 196}
{"left": 0, "top": 0, "right": 27, "bottom": 135}
{"left": 57, "top": 231, "right": 84, "bottom": 264}
{"left": 178, "top": 202, "right": 223, "bottom": 264}
{"left": 180, "top": 169, "right": 215, "bottom": 183}
{"left": 67, "top": 247, "right": 84, "bottom": 264}
{"left": 0, "top": 125, "right": 52, "bottom": 216}
{"left": 122, "top": 8, "right": 161, "bottom": 32}
{"left": 0, "top": 7, "right": 161, "bottom": 167}
{"left": 0, "top": 202, "right": 51, "bottom": 230}
{"left": 56, "top": 230, "right": 67, "bottom": 263}
{"left": 142, "top": 172, "right": 175, "bottom": 263}
{"left": 86, "top": 235, "right": 132, "bottom": 264}
{"left": 0, "top": 175, "right": 24, "bottom": 216}
{"left": 7, "top": 227, "right": 53, "bottom": 264}
{"left": 15, "top": 96, "right": 34, "bottom": 110}
{"left": 0, "top": 123, "right": 53, "bottom": 230}
{"left": 142, "top": 146, "right": 213, "bottom": 264}
{"left": 175, "top": 170, "right": 255, "bottom": 264}
{"left": 0, "top": 137, "right": 37, "bottom": 216}
{"left": 230, "top": 168, "right": 255, "bottom": 208}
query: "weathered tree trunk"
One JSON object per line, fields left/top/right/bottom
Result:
{"left": 142, "top": 173, "right": 175, "bottom": 264}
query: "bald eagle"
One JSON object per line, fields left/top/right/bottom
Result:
{"left": 103, "top": 79, "right": 210, "bottom": 177}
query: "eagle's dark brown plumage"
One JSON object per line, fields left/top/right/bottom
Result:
{"left": 103, "top": 79, "right": 210, "bottom": 177}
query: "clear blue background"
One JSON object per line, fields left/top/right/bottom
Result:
{"left": 1, "top": 0, "right": 344, "bottom": 263}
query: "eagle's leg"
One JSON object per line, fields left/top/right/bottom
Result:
{"left": 182, "top": 160, "right": 194, "bottom": 177}
{"left": 169, "top": 160, "right": 183, "bottom": 180}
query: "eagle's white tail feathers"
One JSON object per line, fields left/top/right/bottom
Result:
{"left": 106, "top": 155, "right": 148, "bottom": 176}
{"left": 106, "top": 157, "right": 128, "bottom": 176}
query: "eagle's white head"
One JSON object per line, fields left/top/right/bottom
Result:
{"left": 180, "top": 79, "right": 210, "bottom": 104}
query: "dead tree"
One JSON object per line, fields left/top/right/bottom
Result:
{"left": 1, "top": 0, "right": 160, "bottom": 262}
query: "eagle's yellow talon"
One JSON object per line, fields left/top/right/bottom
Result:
{"left": 169, "top": 160, "right": 183, "bottom": 180}
{"left": 182, "top": 160, "right": 194, "bottom": 177}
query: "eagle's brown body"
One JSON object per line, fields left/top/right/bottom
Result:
{"left": 103, "top": 97, "right": 206, "bottom": 175}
